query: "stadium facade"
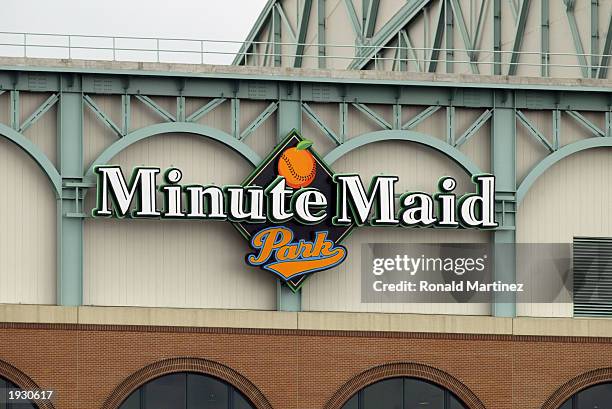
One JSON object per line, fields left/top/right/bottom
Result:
{"left": 0, "top": 0, "right": 612, "bottom": 408}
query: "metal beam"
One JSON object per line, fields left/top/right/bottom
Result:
{"left": 401, "top": 30, "right": 422, "bottom": 72}
{"left": 273, "top": 4, "right": 282, "bottom": 67}
{"left": 591, "top": 0, "right": 599, "bottom": 78}
{"left": 393, "top": 103, "right": 402, "bottom": 130}
{"left": 402, "top": 105, "right": 441, "bottom": 130}
{"left": 57, "top": 91, "right": 84, "bottom": 306}
{"left": 446, "top": 106, "right": 455, "bottom": 145}
{"left": 176, "top": 96, "right": 186, "bottom": 122}
{"left": 428, "top": 0, "right": 445, "bottom": 73}
{"left": 566, "top": 110, "right": 606, "bottom": 137}
{"left": 339, "top": 102, "right": 348, "bottom": 142}
{"left": 564, "top": 0, "right": 589, "bottom": 78}
{"left": 445, "top": 0, "right": 454, "bottom": 73}
{"left": 240, "top": 101, "right": 278, "bottom": 141}
{"left": 83, "top": 94, "right": 123, "bottom": 138}
{"left": 186, "top": 98, "right": 226, "bottom": 123}
{"left": 352, "top": 103, "right": 392, "bottom": 129}
{"left": 364, "top": 0, "right": 380, "bottom": 38}
{"left": 349, "top": 0, "right": 433, "bottom": 70}
{"left": 302, "top": 102, "right": 341, "bottom": 145}
{"left": 276, "top": 3, "right": 297, "bottom": 43}
{"left": 135, "top": 95, "right": 176, "bottom": 122}
{"left": 449, "top": 0, "right": 479, "bottom": 74}
{"left": 553, "top": 109, "right": 561, "bottom": 149}
{"left": 318, "top": 0, "right": 326, "bottom": 68}
{"left": 19, "top": 93, "right": 59, "bottom": 134}
{"left": 598, "top": 14, "right": 612, "bottom": 79}
{"left": 232, "top": 0, "right": 276, "bottom": 65}
{"left": 122, "top": 94, "right": 131, "bottom": 135}
{"left": 541, "top": 0, "right": 550, "bottom": 77}
{"left": 516, "top": 110, "right": 554, "bottom": 152}
{"left": 343, "top": 0, "right": 363, "bottom": 44}
{"left": 231, "top": 98, "right": 240, "bottom": 138}
{"left": 294, "top": 0, "right": 314, "bottom": 68}
{"left": 472, "top": 0, "right": 488, "bottom": 58}
{"left": 10, "top": 90, "right": 19, "bottom": 130}
{"left": 508, "top": 0, "right": 532, "bottom": 76}
{"left": 454, "top": 109, "right": 492, "bottom": 148}
{"left": 493, "top": 0, "right": 502, "bottom": 75}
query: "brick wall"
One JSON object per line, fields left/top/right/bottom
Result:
{"left": 0, "top": 323, "right": 611, "bottom": 409}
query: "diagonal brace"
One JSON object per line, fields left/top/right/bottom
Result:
{"left": 302, "top": 103, "right": 341, "bottom": 145}
{"left": 403, "top": 106, "right": 441, "bottom": 130}
{"left": 516, "top": 110, "right": 554, "bottom": 152}
{"left": 19, "top": 93, "right": 59, "bottom": 133}
{"left": 240, "top": 101, "right": 279, "bottom": 141}
{"left": 566, "top": 110, "right": 606, "bottom": 137}
{"left": 352, "top": 103, "right": 392, "bottom": 130}
{"left": 135, "top": 95, "right": 176, "bottom": 122}
{"left": 186, "top": 98, "right": 227, "bottom": 123}
{"left": 83, "top": 95, "right": 123, "bottom": 138}
{"left": 454, "top": 109, "right": 493, "bottom": 148}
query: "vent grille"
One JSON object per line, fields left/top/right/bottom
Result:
{"left": 573, "top": 237, "right": 612, "bottom": 317}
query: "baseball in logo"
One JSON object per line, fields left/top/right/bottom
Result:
{"left": 236, "top": 130, "right": 353, "bottom": 292}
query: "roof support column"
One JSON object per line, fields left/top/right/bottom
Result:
{"left": 491, "top": 91, "right": 517, "bottom": 318}
{"left": 276, "top": 82, "right": 302, "bottom": 311}
{"left": 56, "top": 80, "right": 84, "bottom": 306}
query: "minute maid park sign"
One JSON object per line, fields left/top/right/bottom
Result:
{"left": 92, "top": 130, "right": 497, "bottom": 291}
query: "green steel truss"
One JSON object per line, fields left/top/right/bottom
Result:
{"left": 234, "top": 0, "right": 612, "bottom": 79}
{"left": 0, "top": 66, "right": 611, "bottom": 316}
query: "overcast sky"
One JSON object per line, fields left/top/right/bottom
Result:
{"left": 1, "top": 0, "right": 269, "bottom": 64}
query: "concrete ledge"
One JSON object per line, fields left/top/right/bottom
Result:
{"left": 0, "top": 57, "right": 610, "bottom": 92}
{"left": 3, "top": 304, "right": 612, "bottom": 338}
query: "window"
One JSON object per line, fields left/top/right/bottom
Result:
{"left": 573, "top": 237, "right": 612, "bottom": 316}
{"left": 340, "top": 377, "right": 467, "bottom": 409}
{"left": 0, "top": 377, "right": 37, "bottom": 409}
{"left": 118, "top": 372, "right": 254, "bottom": 409}
{"left": 559, "top": 382, "right": 612, "bottom": 409}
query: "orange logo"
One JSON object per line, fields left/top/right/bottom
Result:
{"left": 246, "top": 227, "right": 347, "bottom": 281}
{"left": 278, "top": 140, "right": 317, "bottom": 188}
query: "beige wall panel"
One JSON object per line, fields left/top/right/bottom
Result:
{"left": 516, "top": 148, "right": 612, "bottom": 317}
{"left": 302, "top": 140, "right": 490, "bottom": 314}
{"left": 83, "top": 133, "right": 276, "bottom": 309}
{"left": 548, "top": 0, "right": 588, "bottom": 79}
{"left": 325, "top": 0, "right": 360, "bottom": 70}
{"left": 0, "top": 138, "right": 56, "bottom": 304}
{"left": 510, "top": 0, "right": 540, "bottom": 78}
{"left": 83, "top": 95, "right": 121, "bottom": 169}
{"left": 20, "top": 93, "right": 58, "bottom": 168}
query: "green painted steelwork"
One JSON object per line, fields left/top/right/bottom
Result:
{"left": 493, "top": 0, "right": 502, "bottom": 75}
{"left": 552, "top": 109, "right": 561, "bottom": 150}
{"left": 19, "top": 93, "right": 59, "bottom": 134}
{"left": 401, "top": 30, "right": 422, "bottom": 72}
{"left": 294, "top": 0, "right": 313, "bottom": 68}
{"left": 10, "top": 90, "right": 19, "bottom": 131}
{"left": 276, "top": 84, "right": 302, "bottom": 311}
{"left": 454, "top": 109, "right": 492, "bottom": 148}
{"left": 0, "top": 123, "right": 61, "bottom": 195}
{"left": 491, "top": 106, "right": 517, "bottom": 317}
{"left": 232, "top": 0, "right": 276, "bottom": 65}
{"left": 339, "top": 102, "right": 348, "bottom": 142}
{"left": 428, "top": 0, "right": 445, "bottom": 73}
{"left": 402, "top": 105, "right": 441, "bottom": 130}
{"left": 445, "top": 0, "right": 454, "bottom": 73}
{"left": 449, "top": 0, "right": 479, "bottom": 74}
{"left": 471, "top": 0, "right": 487, "bottom": 60}
{"left": 240, "top": 101, "right": 278, "bottom": 141}
{"left": 352, "top": 103, "right": 392, "bottom": 130}
{"left": 318, "top": 0, "right": 326, "bottom": 69}
{"left": 566, "top": 110, "right": 605, "bottom": 137}
{"left": 392, "top": 103, "right": 402, "bottom": 130}
{"left": 364, "top": 0, "right": 380, "bottom": 39}
{"left": 273, "top": 5, "right": 282, "bottom": 67}
{"left": 517, "top": 137, "right": 612, "bottom": 204}
{"left": 135, "top": 95, "right": 176, "bottom": 122}
{"left": 343, "top": 0, "right": 363, "bottom": 44}
{"left": 176, "top": 97, "right": 186, "bottom": 122}
{"left": 324, "top": 129, "right": 483, "bottom": 176}
{"left": 599, "top": 15, "right": 612, "bottom": 79}
{"left": 231, "top": 98, "right": 240, "bottom": 139}
{"left": 302, "top": 102, "right": 341, "bottom": 145}
{"left": 186, "top": 98, "right": 226, "bottom": 123}
{"left": 122, "top": 94, "right": 131, "bottom": 135}
{"left": 541, "top": 0, "right": 550, "bottom": 77}
{"left": 57, "top": 91, "right": 84, "bottom": 306}
{"left": 508, "top": 0, "right": 532, "bottom": 76}
{"left": 349, "top": 0, "right": 432, "bottom": 70}
{"left": 564, "top": 0, "right": 589, "bottom": 78}
{"left": 446, "top": 106, "right": 455, "bottom": 145}
{"left": 84, "top": 122, "right": 262, "bottom": 181}
{"left": 276, "top": 3, "right": 297, "bottom": 43}
{"left": 591, "top": 0, "right": 599, "bottom": 79}
{"left": 84, "top": 94, "right": 123, "bottom": 138}
{"left": 516, "top": 110, "right": 554, "bottom": 152}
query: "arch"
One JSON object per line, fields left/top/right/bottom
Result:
{"left": 0, "top": 358, "right": 56, "bottom": 409}
{"left": 0, "top": 123, "right": 61, "bottom": 196}
{"left": 323, "top": 130, "right": 483, "bottom": 176}
{"left": 84, "top": 122, "right": 262, "bottom": 182}
{"left": 517, "top": 138, "right": 612, "bottom": 204}
{"left": 323, "top": 362, "right": 486, "bottom": 409}
{"left": 101, "top": 357, "right": 273, "bottom": 409}
{"left": 541, "top": 367, "right": 612, "bottom": 409}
